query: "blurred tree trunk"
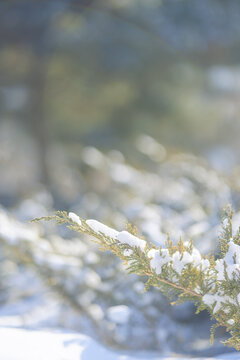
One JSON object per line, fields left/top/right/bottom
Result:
{"left": 26, "top": 0, "right": 96, "bottom": 188}
{"left": 28, "top": 49, "right": 49, "bottom": 186}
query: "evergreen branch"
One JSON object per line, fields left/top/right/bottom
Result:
{"left": 34, "top": 206, "right": 240, "bottom": 351}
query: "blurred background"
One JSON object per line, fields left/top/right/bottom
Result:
{"left": 1, "top": 0, "right": 240, "bottom": 357}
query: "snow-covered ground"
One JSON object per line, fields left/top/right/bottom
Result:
{"left": 0, "top": 327, "right": 238, "bottom": 360}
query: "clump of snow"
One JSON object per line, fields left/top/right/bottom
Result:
{"left": 225, "top": 241, "right": 240, "bottom": 264}
{"left": 86, "top": 220, "right": 119, "bottom": 239}
{"left": 148, "top": 245, "right": 209, "bottom": 276}
{"left": 107, "top": 305, "right": 131, "bottom": 324}
{"left": 215, "top": 241, "right": 240, "bottom": 281}
{"left": 191, "top": 248, "right": 202, "bottom": 264}
{"left": 68, "top": 212, "right": 82, "bottom": 226}
{"left": 148, "top": 249, "right": 170, "bottom": 274}
{"left": 200, "top": 259, "right": 210, "bottom": 271}
{"left": 123, "top": 249, "right": 133, "bottom": 257}
{"left": 117, "top": 231, "right": 146, "bottom": 251}
{"left": 172, "top": 251, "right": 193, "bottom": 274}
{"left": 202, "top": 293, "right": 236, "bottom": 314}
{"left": 201, "top": 243, "right": 240, "bottom": 312}
{"left": 202, "top": 294, "right": 222, "bottom": 314}
{"left": 226, "top": 264, "right": 240, "bottom": 280}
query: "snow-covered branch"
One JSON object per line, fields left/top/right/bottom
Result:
{"left": 34, "top": 205, "right": 240, "bottom": 350}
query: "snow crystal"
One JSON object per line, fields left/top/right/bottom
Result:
{"left": 86, "top": 220, "right": 119, "bottom": 239}
{"left": 148, "top": 249, "right": 170, "bottom": 274}
{"left": 107, "top": 305, "right": 131, "bottom": 324}
{"left": 117, "top": 231, "right": 146, "bottom": 251}
{"left": 68, "top": 212, "right": 82, "bottom": 226}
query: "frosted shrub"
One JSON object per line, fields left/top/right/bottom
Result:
{"left": 35, "top": 205, "right": 240, "bottom": 350}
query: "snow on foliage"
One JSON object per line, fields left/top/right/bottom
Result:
{"left": 68, "top": 212, "right": 82, "bottom": 226}
{"left": 117, "top": 231, "right": 146, "bottom": 252}
{"left": 86, "top": 219, "right": 119, "bottom": 239}
{"left": 35, "top": 205, "right": 240, "bottom": 351}
{"left": 148, "top": 249, "right": 170, "bottom": 274}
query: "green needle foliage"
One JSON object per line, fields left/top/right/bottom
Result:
{"left": 33, "top": 205, "right": 240, "bottom": 350}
